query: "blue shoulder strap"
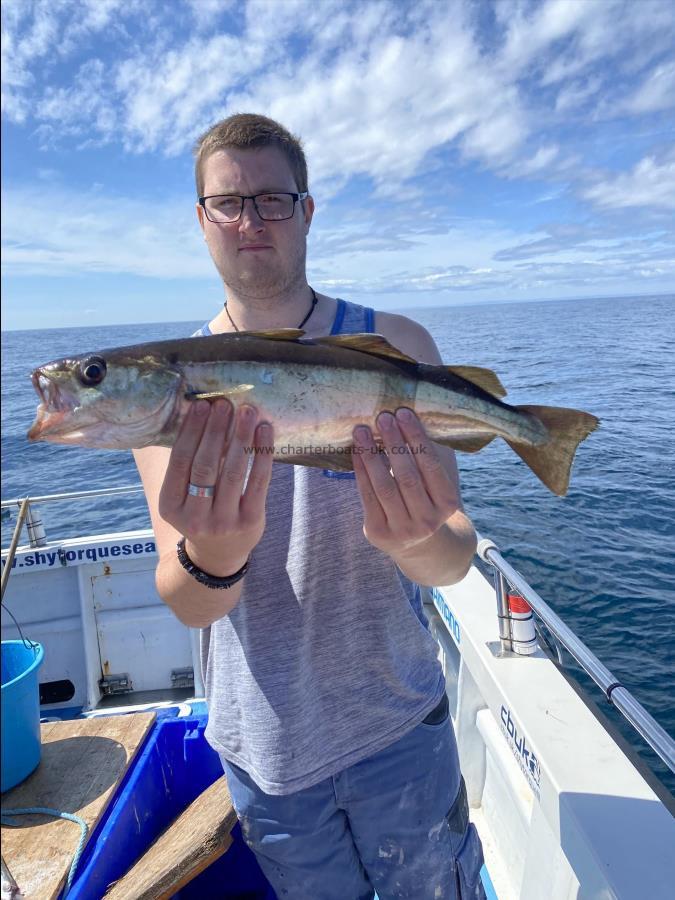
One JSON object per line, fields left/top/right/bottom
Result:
{"left": 330, "top": 298, "right": 347, "bottom": 334}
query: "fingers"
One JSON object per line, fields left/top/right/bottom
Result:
{"left": 392, "top": 408, "right": 459, "bottom": 511}
{"left": 375, "top": 411, "right": 433, "bottom": 516}
{"left": 239, "top": 420, "right": 275, "bottom": 524}
{"left": 212, "top": 404, "right": 260, "bottom": 513}
{"left": 160, "top": 400, "right": 215, "bottom": 514}
{"left": 352, "top": 423, "right": 408, "bottom": 522}
{"left": 188, "top": 400, "right": 234, "bottom": 491}
{"left": 352, "top": 447, "right": 388, "bottom": 533}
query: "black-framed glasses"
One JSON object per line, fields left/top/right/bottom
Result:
{"left": 199, "top": 191, "right": 309, "bottom": 223}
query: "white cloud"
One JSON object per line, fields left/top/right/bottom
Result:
{"left": 0, "top": 0, "right": 541, "bottom": 187}
{"left": 115, "top": 33, "right": 265, "bottom": 155}
{"left": 1, "top": 0, "right": 131, "bottom": 122}
{"left": 499, "top": 144, "right": 560, "bottom": 179}
{"left": 583, "top": 152, "right": 675, "bottom": 211}
{"left": 35, "top": 59, "right": 117, "bottom": 144}
{"left": 499, "top": 0, "right": 600, "bottom": 80}
{"left": 622, "top": 60, "right": 675, "bottom": 114}
{"left": 186, "top": 0, "right": 235, "bottom": 30}
{"left": 225, "top": 8, "right": 532, "bottom": 187}
{"left": 554, "top": 76, "right": 602, "bottom": 113}
{"left": 3, "top": 0, "right": 675, "bottom": 204}
{"left": 1, "top": 186, "right": 210, "bottom": 278}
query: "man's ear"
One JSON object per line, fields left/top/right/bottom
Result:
{"left": 196, "top": 202, "right": 206, "bottom": 235}
{"left": 303, "top": 194, "right": 315, "bottom": 233}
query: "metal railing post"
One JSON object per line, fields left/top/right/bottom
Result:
{"left": 478, "top": 537, "right": 513, "bottom": 654}
{"left": 25, "top": 502, "right": 47, "bottom": 547}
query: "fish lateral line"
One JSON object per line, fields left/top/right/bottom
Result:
{"left": 185, "top": 385, "right": 255, "bottom": 401}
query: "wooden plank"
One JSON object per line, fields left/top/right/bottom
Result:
{"left": 103, "top": 775, "right": 238, "bottom": 900}
{"left": 1, "top": 713, "right": 156, "bottom": 900}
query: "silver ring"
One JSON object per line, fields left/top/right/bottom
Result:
{"left": 187, "top": 483, "right": 215, "bottom": 498}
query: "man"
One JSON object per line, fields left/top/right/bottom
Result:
{"left": 134, "top": 113, "right": 486, "bottom": 899}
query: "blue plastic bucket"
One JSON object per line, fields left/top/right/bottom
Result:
{"left": 1, "top": 640, "right": 45, "bottom": 793}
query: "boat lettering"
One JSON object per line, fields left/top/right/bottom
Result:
{"left": 430, "top": 587, "right": 461, "bottom": 644}
{"left": 1, "top": 541, "right": 156, "bottom": 570}
{"left": 500, "top": 705, "right": 541, "bottom": 795}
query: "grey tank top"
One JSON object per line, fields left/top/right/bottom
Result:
{"left": 198, "top": 299, "right": 446, "bottom": 794}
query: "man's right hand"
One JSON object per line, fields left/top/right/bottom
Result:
{"left": 158, "top": 399, "right": 274, "bottom": 577}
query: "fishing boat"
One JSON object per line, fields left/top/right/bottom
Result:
{"left": 2, "top": 485, "right": 674, "bottom": 899}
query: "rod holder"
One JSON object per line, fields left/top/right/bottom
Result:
{"left": 478, "top": 536, "right": 513, "bottom": 653}
{"left": 26, "top": 502, "right": 47, "bottom": 548}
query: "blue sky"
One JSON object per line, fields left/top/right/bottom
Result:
{"left": 2, "top": 0, "right": 674, "bottom": 330}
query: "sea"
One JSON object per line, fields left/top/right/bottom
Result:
{"left": 2, "top": 293, "right": 674, "bottom": 794}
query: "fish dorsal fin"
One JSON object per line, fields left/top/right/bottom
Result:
{"left": 233, "top": 328, "right": 306, "bottom": 341}
{"left": 444, "top": 366, "right": 507, "bottom": 398}
{"left": 312, "top": 333, "right": 417, "bottom": 364}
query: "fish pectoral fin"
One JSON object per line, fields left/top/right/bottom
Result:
{"left": 231, "top": 328, "right": 306, "bottom": 340}
{"left": 311, "top": 333, "right": 418, "bottom": 364}
{"left": 186, "top": 385, "right": 254, "bottom": 400}
{"left": 434, "top": 434, "right": 496, "bottom": 453}
{"left": 506, "top": 404, "right": 600, "bottom": 496}
{"left": 444, "top": 366, "right": 507, "bottom": 398}
{"left": 274, "top": 449, "right": 355, "bottom": 472}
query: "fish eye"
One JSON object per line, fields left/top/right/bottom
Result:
{"left": 79, "top": 356, "right": 107, "bottom": 386}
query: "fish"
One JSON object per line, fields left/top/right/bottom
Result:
{"left": 27, "top": 329, "right": 599, "bottom": 495}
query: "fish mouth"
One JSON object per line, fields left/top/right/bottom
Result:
{"left": 32, "top": 370, "right": 74, "bottom": 412}
{"left": 27, "top": 369, "right": 79, "bottom": 442}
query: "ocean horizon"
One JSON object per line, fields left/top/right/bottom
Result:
{"left": 2, "top": 290, "right": 671, "bottom": 333}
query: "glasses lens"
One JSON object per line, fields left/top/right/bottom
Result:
{"left": 205, "top": 196, "right": 242, "bottom": 222}
{"left": 255, "top": 193, "right": 295, "bottom": 220}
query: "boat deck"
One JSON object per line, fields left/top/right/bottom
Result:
{"left": 1, "top": 714, "right": 155, "bottom": 899}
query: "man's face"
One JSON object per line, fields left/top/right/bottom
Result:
{"left": 196, "top": 145, "right": 314, "bottom": 298}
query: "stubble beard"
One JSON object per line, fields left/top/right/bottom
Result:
{"left": 219, "top": 242, "right": 308, "bottom": 303}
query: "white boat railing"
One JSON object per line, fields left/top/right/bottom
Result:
{"left": 477, "top": 535, "right": 675, "bottom": 777}
{"left": 1, "top": 485, "right": 147, "bottom": 548}
{"left": 1, "top": 484, "right": 146, "bottom": 510}
{"left": 2, "top": 486, "right": 674, "bottom": 780}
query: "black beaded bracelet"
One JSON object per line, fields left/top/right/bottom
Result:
{"left": 176, "top": 537, "right": 250, "bottom": 589}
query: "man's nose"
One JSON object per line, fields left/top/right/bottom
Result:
{"left": 239, "top": 197, "right": 264, "bottom": 230}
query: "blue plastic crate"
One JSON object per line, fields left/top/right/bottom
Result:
{"left": 66, "top": 716, "right": 276, "bottom": 899}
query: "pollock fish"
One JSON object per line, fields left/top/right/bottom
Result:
{"left": 27, "top": 329, "right": 598, "bottom": 495}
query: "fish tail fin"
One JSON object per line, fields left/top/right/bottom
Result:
{"left": 506, "top": 405, "right": 599, "bottom": 496}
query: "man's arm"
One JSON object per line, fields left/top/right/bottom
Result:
{"left": 134, "top": 399, "right": 274, "bottom": 628}
{"left": 350, "top": 312, "right": 477, "bottom": 587}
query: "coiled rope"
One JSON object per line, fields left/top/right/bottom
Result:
{"left": 1, "top": 807, "right": 88, "bottom": 897}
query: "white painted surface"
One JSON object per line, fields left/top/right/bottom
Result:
{"left": 423, "top": 569, "right": 675, "bottom": 900}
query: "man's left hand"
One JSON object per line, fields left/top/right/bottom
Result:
{"left": 352, "top": 408, "right": 461, "bottom": 557}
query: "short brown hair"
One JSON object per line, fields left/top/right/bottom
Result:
{"left": 193, "top": 113, "right": 308, "bottom": 196}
